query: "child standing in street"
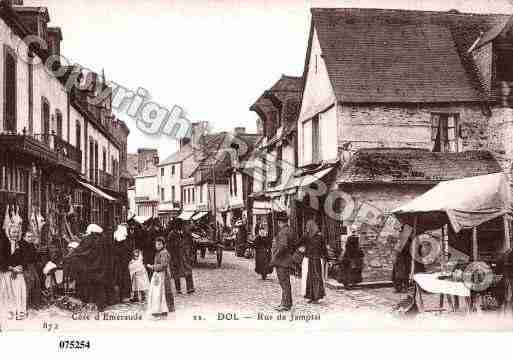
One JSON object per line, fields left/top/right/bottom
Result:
{"left": 146, "top": 238, "right": 175, "bottom": 318}
{"left": 129, "top": 249, "right": 149, "bottom": 303}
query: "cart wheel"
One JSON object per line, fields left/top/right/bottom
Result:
{"left": 217, "top": 246, "right": 223, "bottom": 267}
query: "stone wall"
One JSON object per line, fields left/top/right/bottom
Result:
{"left": 342, "top": 184, "right": 433, "bottom": 282}
{"left": 338, "top": 103, "right": 489, "bottom": 153}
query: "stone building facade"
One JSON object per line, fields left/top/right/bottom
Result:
{"left": 296, "top": 8, "right": 513, "bottom": 282}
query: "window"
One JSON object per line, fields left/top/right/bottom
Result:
{"left": 188, "top": 188, "right": 191, "bottom": 203}
{"left": 76, "top": 122, "right": 81, "bottom": 151}
{"left": 28, "top": 58, "right": 33, "bottom": 134}
{"left": 172, "top": 165, "right": 175, "bottom": 176}
{"left": 102, "top": 148, "right": 107, "bottom": 172}
{"left": 161, "top": 188, "right": 165, "bottom": 202}
{"left": 161, "top": 168, "right": 164, "bottom": 177}
{"left": 171, "top": 186, "right": 176, "bottom": 202}
{"left": 431, "top": 114, "right": 459, "bottom": 153}
{"left": 199, "top": 185, "right": 203, "bottom": 203}
{"left": 42, "top": 98, "right": 50, "bottom": 143}
{"left": 4, "top": 46, "right": 17, "bottom": 133}
{"left": 56, "top": 110, "right": 63, "bottom": 138}
{"left": 496, "top": 48, "right": 513, "bottom": 82}
{"left": 94, "top": 142, "right": 99, "bottom": 184}
{"left": 229, "top": 175, "right": 233, "bottom": 196}
{"left": 233, "top": 173, "right": 238, "bottom": 196}
{"left": 192, "top": 188, "right": 195, "bottom": 203}
{"left": 89, "top": 140, "right": 94, "bottom": 180}
{"left": 312, "top": 116, "right": 320, "bottom": 163}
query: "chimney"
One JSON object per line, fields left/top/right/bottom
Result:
{"left": 7, "top": 0, "right": 24, "bottom": 6}
{"left": 191, "top": 121, "right": 209, "bottom": 149}
{"left": 47, "top": 27, "right": 62, "bottom": 66}
{"left": 179, "top": 137, "right": 191, "bottom": 150}
{"left": 256, "top": 119, "right": 264, "bottom": 135}
{"left": 234, "top": 127, "right": 246, "bottom": 135}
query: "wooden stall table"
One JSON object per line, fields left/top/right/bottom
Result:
{"left": 413, "top": 273, "right": 476, "bottom": 313}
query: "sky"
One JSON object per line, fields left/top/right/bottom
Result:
{"left": 25, "top": 0, "right": 513, "bottom": 159}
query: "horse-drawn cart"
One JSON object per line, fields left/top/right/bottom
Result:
{"left": 191, "top": 230, "right": 223, "bottom": 268}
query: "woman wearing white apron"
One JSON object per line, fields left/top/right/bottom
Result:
{"left": 146, "top": 237, "right": 175, "bottom": 319}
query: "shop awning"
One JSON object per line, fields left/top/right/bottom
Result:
{"left": 77, "top": 180, "right": 117, "bottom": 202}
{"left": 133, "top": 215, "right": 151, "bottom": 224}
{"left": 177, "top": 211, "right": 195, "bottom": 221}
{"left": 294, "top": 167, "right": 334, "bottom": 189}
{"left": 266, "top": 166, "right": 335, "bottom": 197}
{"left": 158, "top": 203, "right": 179, "bottom": 213}
{"left": 393, "top": 173, "right": 509, "bottom": 233}
{"left": 192, "top": 212, "right": 208, "bottom": 221}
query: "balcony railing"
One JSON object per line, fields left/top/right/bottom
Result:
{"left": 99, "top": 170, "right": 119, "bottom": 191}
{"left": 32, "top": 133, "right": 82, "bottom": 173}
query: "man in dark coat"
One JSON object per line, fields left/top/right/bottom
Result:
{"left": 181, "top": 223, "right": 195, "bottom": 293}
{"left": 270, "top": 212, "right": 295, "bottom": 311}
{"left": 235, "top": 221, "right": 247, "bottom": 257}
{"left": 169, "top": 220, "right": 195, "bottom": 294}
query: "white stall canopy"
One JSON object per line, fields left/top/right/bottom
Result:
{"left": 393, "top": 173, "right": 510, "bottom": 234}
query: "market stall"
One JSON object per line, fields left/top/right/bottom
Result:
{"left": 392, "top": 172, "right": 511, "bottom": 313}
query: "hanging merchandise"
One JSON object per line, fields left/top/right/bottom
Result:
{"left": 28, "top": 206, "right": 41, "bottom": 245}
{"left": 36, "top": 207, "right": 45, "bottom": 233}
{"left": 2, "top": 204, "right": 10, "bottom": 238}
{"left": 6, "top": 204, "right": 22, "bottom": 243}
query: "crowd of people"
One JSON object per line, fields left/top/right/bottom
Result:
{"left": 0, "top": 215, "right": 198, "bottom": 321}
{"left": 250, "top": 212, "right": 365, "bottom": 311}
{"left": 0, "top": 204, "right": 372, "bottom": 319}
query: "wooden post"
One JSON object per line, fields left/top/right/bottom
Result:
{"left": 410, "top": 216, "right": 417, "bottom": 281}
{"left": 504, "top": 214, "right": 511, "bottom": 251}
{"left": 472, "top": 226, "right": 478, "bottom": 261}
{"left": 441, "top": 224, "right": 446, "bottom": 272}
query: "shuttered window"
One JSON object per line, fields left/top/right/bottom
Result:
{"left": 4, "top": 48, "right": 17, "bottom": 132}
{"left": 76, "top": 122, "right": 81, "bottom": 151}
{"left": 56, "top": 110, "right": 63, "bottom": 138}
{"left": 431, "top": 113, "right": 459, "bottom": 153}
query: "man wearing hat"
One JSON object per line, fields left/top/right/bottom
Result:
{"left": 270, "top": 211, "right": 295, "bottom": 311}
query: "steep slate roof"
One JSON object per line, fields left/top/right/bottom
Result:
{"left": 159, "top": 145, "right": 194, "bottom": 167}
{"left": 338, "top": 148, "right": 502, "bottom": 184}
{"left": 127, "top": 154, "right": 139, "bottom": 177}
{"left": 250, "top": 75, "right": 302, "bottom": 110}
{"left": 310, "top": 8, "right": 511, "bottom": 103}
{"left": 269, "top": 75, "right": 303, "bottom": 93}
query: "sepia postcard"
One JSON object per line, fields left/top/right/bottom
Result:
{"left": 1, "top": 0, "right": 513, "bottom": 353}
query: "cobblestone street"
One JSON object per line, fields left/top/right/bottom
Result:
{"left": 4, "top": 251, "right": 513, "bottom": 333}
{"left": 2, "top": 251, "right": 401, "bottom": 333}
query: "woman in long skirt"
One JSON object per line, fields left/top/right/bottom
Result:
{"left": 253, "top": 222, "right": 272, "bottom": 280}
{"left": 147, "top": 237, "right": 175, "bottom": 318}
{"left": 300, "top": 219, "right": 327, "bottom": 304}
